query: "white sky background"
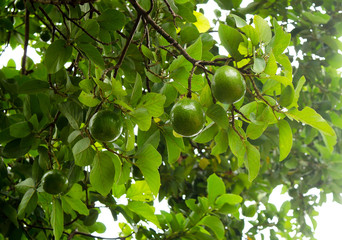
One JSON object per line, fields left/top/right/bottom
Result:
{"left": 0, "top": 0, "right": 342, "bottom": 239}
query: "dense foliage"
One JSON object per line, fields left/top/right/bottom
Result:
{"left": 0, "top": 0, "right": 341, "bottom": 239}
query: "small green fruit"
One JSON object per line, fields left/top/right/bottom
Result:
{"left": 41, "top": 170, "right": 68, "bottom": 195}
{"left": 89, "top": 110, "right": 123, "bottom": 142}
{"left": 211, "top": 65, "right": 246, "bottom": 104}
{"left": 40, "top": 30, "right": 51, "bottom": 42}
{"left": 170, "top": 98, "right": 205, "bottom": 137}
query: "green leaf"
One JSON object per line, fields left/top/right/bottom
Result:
{"left": 90, "top": 151, "right": 115, "bottom": 196}
{"left": 207, "top": 173, "right": 225, "bottom": 205}
{"left": 123, "top": 118, "right": 135, "bottom": 152}
{"left": 9, "top": 121, "right": 31, "bottom": 138}
{"left": 242, "top": 204, "right": 257, "bottom": 217}
{"left": 228, "top": 126, "right": 246, "bottom": 166}
{"left": 180, "top": 23, "right": 200, "bottom": 43}
{"left": 51, "top": 198, "right": 63, "bottom": 240}
{"left": 246, "top": 122, "right": 267, "bottom": 140}
{"left": 279, "top": 85, "right": 294, "bottom": 107}
{"left": 286, "top": 107, "right": 336, "bottom": 137}
{"left": 78, "top": 43, "right": 105, "bottom": 69}
{"left": 302, "top": 11, "right": 331, "bottom": 24}
{"left": 252, "top": 57, "right": 266, "bottom": 74}
{"left": 2, "top": 138, "right": 32, "bottom": 159}
{"left": 169, "top": 37, "right": 202, "bottom": 72}
{"left": 199, "top": 215, "right": 225, "bottom": 240}
{"left": 97, "top": 9, "right": 126, "bottom": 31}
{"left": 93, "top": 77, "right": 112, "bottom": 92}
{"left": 206, "top": 104, "right": 229, "bottom": 129}
{"left": 244, "top": 142, "right": 260, "bottom": 182}
{"left": 127, "top": 201, "right": 161, "bottom": 228}
{"left": 163, "top": 126, "right": 185, "bottom": 164}
{"left": 61, "top": 195, "right": 89, "bottom": 215}
{"left": 200, "top": 84, "right": 214, "bottom": 107}
{"left": 278, "top": 120, "right": 292, "bottom": 161}
{"left": 330, "top": 112, "right": 342, "bottom": 129}
{"left": 193, "top": 11, "right": 211, "bottom": 33}
{"left": 78, "top": 91, "right": 101, "bottom": 107}
{"left": 218, "top": 24, "right": 244, "bottom": 60}
{"left": 72, "top": 138, "right": 95, "bottom": 166}
{"left": 215, "top": 193, "right": 243, "bottom": 207}
{"left": 137, "top": 93, "right": 166, "bottom": 117}
{"left": 18, "top": 188, "right": 38, "bottom": 219}
{"left": 45, "top": 39, "right": 72, "bottom": 74}
{"left": 272, "top": 20, "right": 291, "bottom": 56}
{"left": 288, "top": 76, "right": 305, "bottom": 109}
{"left": 2, "top": 203, "right": 19, "bottom": 228}
{"left": 75, "top": 19, "right": 100, "bottom": 43}
{"left": 254, "top": 15, "right": 272, "bottom": 44}
{"left": 16, "top": 178, "right": 35, "bottom": 194}
{"left": 141, "top": 45, "right": 156, "bottom": 61}
{"left": 211, "top": 129, "right": 228, "bottom": 155}
{"left": 18, "top": 80, "right": 50, "bottom": 94}
{"left": 129, "top": 108, "right": 151, "bottom": 131}
{"left": 126, "top": 180, "right": 154, "bottom": 202}
{"left": 58, "top": 101, "right": 83, "bottom": 130}
{"left": 135, "top": 144, "right": 162, "bottom": 195}
{"left": 193, "top": 122, "right": 219, "bottom": 143}
{"left": 112, "top": 78, "right": 127, "bottom": 97}
{"left": 240, "top": 25, "right": 259, "bottom": 46}
{"left": 130, "top": 74, "right": 143, "bottom": 106}
{"left": 262, "top": 75, "right": 291, "bottom": 86}
{"left": 264, "top": 52, "right": 277, "bottom": 76}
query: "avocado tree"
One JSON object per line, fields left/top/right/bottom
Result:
{"left": 0, "top": 0, "right": 341, "bottom": 239}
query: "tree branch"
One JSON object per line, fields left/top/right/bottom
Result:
{"left": 163, "top": 0, "right": 182, "bottom": 27}
{"left": 101, "top": 15, "right": 141, "bottom": 80}
{"left": 31, "top": 0, "right": 96, "bottom": 4}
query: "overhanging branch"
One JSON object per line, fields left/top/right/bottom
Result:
{"left": 31, "top": 0, "right": 95, "bottom": 4}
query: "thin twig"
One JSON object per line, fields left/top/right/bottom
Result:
{"left": 101, "top": 15, "right": 141, "bottom": 80}
{"left": 21, "top": 6, "right": 30, "bottom": 75}
{"left": 202, "top": 69, "right": 216, "bottom": 103}
{"left": 55, "top": 5, "right": 114, "bottom": 45}
{"left": 230, "top": 107, "right": 245, "bottom": 141}
{"left": 232, "top": 104, "right": 250, "bottom": 122}
{"left": 163, "top": 0, "right": 182, "bottom": 27}
{"left": 39, "top": 7, "right": 68, "bottom": 41}
{"left": 187, "top": 63, "right": 198, "bottom": 98}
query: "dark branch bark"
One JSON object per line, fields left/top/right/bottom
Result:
{"left": 21, "top": 6, "right": 30, "bottom": 75}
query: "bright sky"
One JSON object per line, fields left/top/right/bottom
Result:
{"left": 0, "top": 0, "right": 341, "bottom": 239}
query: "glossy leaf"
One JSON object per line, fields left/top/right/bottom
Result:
{"left": 254, "top": 15, "right": 272, "bottom": 44}
{"left": 45, "top": 39, "right": 72, "bottom": 74}
{"left": 135, "top": 144, "right": 162, "bottom": 195}
{"left": 278, "top": 119, "right": 293, "bottom": 161}
{"left": 287, "top": 107, "right": 336, "bottom": 137}
{"left": 218, "top": 24, "right": 244, "bottom": 60}
{"left": 244, "top": 141, "right": 260, "bottom": 182}
{"left": 51, "top": 198, "right": 63, "bottom": 240}
{"left": 206, "top": 104, "right": 229, "bottom": 129}
{"left": 90, "top": 151, "right": 115, "bottom": 196}
{"left": 207, "top": 173, "right": 225, "bottom": 205}
{"left": 18, "top": 188, "right": 38, "bottom": 219}
{"left": 199, "top": 215, "right": 225, "bottom": 240}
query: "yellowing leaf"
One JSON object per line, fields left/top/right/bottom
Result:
{"left": 193, "top": 11, "right": 210, "bottom": 33}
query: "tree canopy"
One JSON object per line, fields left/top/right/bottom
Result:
{"left": 0, "top": 0, "right": 341, "bottom": 239}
